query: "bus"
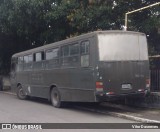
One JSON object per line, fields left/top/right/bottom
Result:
{"left": 10, "top": 30, "right": 150, "bottom": 107}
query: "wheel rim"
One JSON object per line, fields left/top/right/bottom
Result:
{"left": 19, "top": 88, "right": 26, "bottom": 98}
{"left": 52, "top": 90, "right": 59, "bottom": 106}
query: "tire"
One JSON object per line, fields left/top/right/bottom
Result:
{"left": 17, "top": 85, "right": 27, "bottom": 100}
{"left": 50, "top": 88, "right": 63, "bottom": 108}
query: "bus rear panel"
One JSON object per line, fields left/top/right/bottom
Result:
{"left": 95, "top": 32, "right": 150, "bottom": 101}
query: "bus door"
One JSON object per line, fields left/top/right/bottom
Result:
{"left": 31, "top": 52, "right": 46, "bottom": 97}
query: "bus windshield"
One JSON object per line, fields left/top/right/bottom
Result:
{"left": 98, "top": 33, "right": 148, "bottom": 61}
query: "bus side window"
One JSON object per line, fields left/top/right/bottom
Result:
{"left": 62, "top": 45, "right": 69, "bottom": 57}
{"left": 34, "top": 51, "right": 44, "bottom": 70}
{"left": 24, "top": 54, "right": 33, "bottom": 71}
{"left": 46, "top": 48, "right": 59, "bottom": 60}
{"left": 80, "top": 41, "right": 90, "bottom": 67}
{"left": 35, "top": 52, "right": 42, "bottom": 62}
{"left": 17, "top": 56, "right": 23, "bottom": 71}
{"left": 70, "top": 44, "right": 79, "bottom": 56}
{"left": 45, "top": 48, "right": 59, "bottom": 69}
{"left": 69, "top": 43, "right": 79, "bottom": 64}
{"left": 61, "top": 45, "right": 69, "bottom": 66}
{"left": 61, "top": 43, "right": 79, "bottom": 66}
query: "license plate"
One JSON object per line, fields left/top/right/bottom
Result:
{"left": 122, "top": 84, "right": 132, "bottom": 90}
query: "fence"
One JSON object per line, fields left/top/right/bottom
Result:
{"left": 151, "top": 69, "right": 160, "bottom": 92}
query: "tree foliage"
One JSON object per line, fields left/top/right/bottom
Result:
{"left": 0, "top": 0, "right": 159, "bottom": 74}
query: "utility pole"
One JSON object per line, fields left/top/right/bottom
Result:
{"left": 124, "top": 2, "right": 160, "bottom": 30}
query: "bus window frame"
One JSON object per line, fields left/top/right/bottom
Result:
{"left": 18, "top": 56, "right": 24, "bottom": 64}
{"left": 33, "top": 51, "right": 45, "bottom": 70}
{"left": 80, "top": 40, "right": 90, "bottom": 67}
{"left": 45, "top": 47, "right": 60, "bottom": 69}
{"left": 45, "top": 47, "right": 59, "bottom": 61}
{"left": 80, "top": 40, "right": 90, "bottom": 55}
{"left": 61, "top": 43, "right": 80, "bottom": 67}
{"left": 35, "top": 52, "right": 44, "bottom": 62}
{"left": 17, "top": 56, "right": 24, "bottom": 71}
{"left": 23, "top": 54, "right": 33, "bottom": 71}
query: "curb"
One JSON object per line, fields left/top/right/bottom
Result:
{"left": 0, "top": 91, "right": 16, "bottom": 96}
{"left": 74, "top": 106, "right": 160, "bottom": 123}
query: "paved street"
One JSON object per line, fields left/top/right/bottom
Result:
{"left": 0, "top": 92, "right": 159, "bottom": 132}
{"left": 0, "top": 92, "right": 136, "bottom": 123}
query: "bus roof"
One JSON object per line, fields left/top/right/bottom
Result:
{"left": 12, "top": 30, "right": 145, "bottom": 57}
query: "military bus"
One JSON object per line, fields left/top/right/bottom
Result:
{"left": 10, "top": 31, "right": 150, "bottom": 107}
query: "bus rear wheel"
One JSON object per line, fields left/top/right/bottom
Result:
{"left": 50, "top": 88, "right": 63, "bottom": 108}
{"left": 17, "top": 85, "right": 27, "bottom": 100}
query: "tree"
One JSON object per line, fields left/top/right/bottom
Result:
{"left": 112, "top": 0, "right": 160, "bottom": 55}
{"left": 0, "top": 0, "right": 159, "bottom": 74}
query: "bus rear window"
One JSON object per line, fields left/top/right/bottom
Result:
{"left": 98, "top": 34, "right": 148, "bottom": 61}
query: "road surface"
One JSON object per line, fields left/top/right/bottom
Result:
{"left": 0, "top": 92, "right": 158, "bottom": 132}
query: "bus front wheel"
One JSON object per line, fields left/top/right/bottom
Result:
{"left": 17, "top": 85, "right": 27, "bottom": 100}
{"left": 50, "top": 88, "right": 63, "bottom": 108}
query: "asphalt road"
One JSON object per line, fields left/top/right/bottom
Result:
{"left": 0, "top": 92, "right": 136, "bottom": 123}
{"left": 0, "top": 92, "right": 159, "bottom": 132}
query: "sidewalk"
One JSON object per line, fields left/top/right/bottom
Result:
{"left": 101, "top": 101, "right": 160, "bottom": 123}
{"left": 100, "top": 92, "right": 160, "bottom": 122}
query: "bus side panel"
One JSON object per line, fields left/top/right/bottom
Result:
{"left": 58, "top": 68, "right": 95, "bottom": 102}
{"left": 43, "top": 36, "right": 97, "bottom": 102}
{"left": 29, "top": 70, "right": 49, "bottom": 98}
{"left": 16, "top": 71, "right": 29, "bottom": 92}
{"left": 12, "top": 35, "right": 98, "bottom": 102}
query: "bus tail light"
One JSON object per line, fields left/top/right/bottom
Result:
{"left": 138, "top": 89, "right": 144, "bottom": 92}
{"left": 146, "top": 79, "right": 150, "bottom": 88}
{"left": 106, "top": 92, "right": 114, "bottom": 95}
{"left": 96, "top": 82, "right": 103, "bottom": 91}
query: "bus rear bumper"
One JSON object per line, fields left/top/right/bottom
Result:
{"left": 96, "top": 90, "right": 150, "bottom": 102}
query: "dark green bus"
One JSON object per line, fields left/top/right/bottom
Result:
{"left": 10, "top": 31, "right": 150, "bottom": 107}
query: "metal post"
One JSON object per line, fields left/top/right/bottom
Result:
{"left": 124, "top": 2, "right": 160, "bottom": 30}
{"left": 124, "top": 13, "right": 128, "bottom": 30}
